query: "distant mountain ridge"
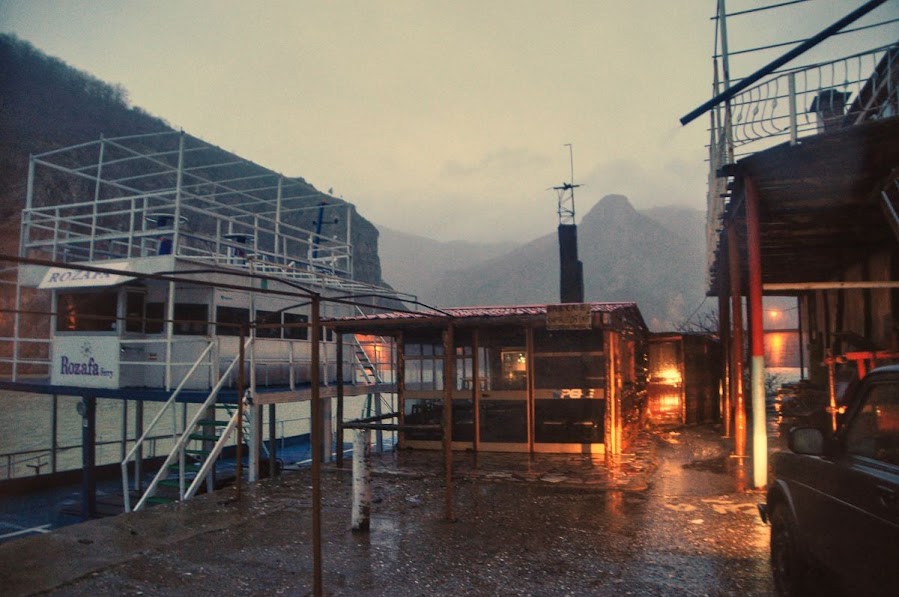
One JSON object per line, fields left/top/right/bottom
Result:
{"left": 376, "top": 227, "right": 519, "bottom": 307}
{"left": 378, "top": 195, "right": 707, "bottom": 331}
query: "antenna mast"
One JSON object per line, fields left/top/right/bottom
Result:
{"left": 551, "top": 144, "right": 584, "bottom": 303}
{"left": 553, "top": 143, "right": 581, "bottom": 225}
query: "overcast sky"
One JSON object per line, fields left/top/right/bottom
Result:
{"left": 2, "top": 1, "right": 896, "bottom": 242}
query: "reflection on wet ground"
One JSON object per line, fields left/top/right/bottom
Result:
{"left": 368, "top": 432, "right": 657, "bottom": 491}
{"left": 1, "top": 422, "right": 780, "bottom": 596}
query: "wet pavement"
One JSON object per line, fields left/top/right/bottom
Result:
{"left": 0, "top": 424, "right": 776, "bottom": 596}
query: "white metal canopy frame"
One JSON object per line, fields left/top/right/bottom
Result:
{"left": 20, "top": 130, "right": 362, "bottom": 286}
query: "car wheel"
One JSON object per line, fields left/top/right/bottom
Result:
{"left": 770, "top": 503, "right": 810, "bottom": 597}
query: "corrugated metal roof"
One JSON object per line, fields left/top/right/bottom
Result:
{"left": 332, "top": 302, "right": 639, "bottom": 323}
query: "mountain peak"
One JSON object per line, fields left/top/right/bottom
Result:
{"left": 581, "top": 194, "right": 638, "bottom": 227}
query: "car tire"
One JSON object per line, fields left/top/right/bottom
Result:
{"left": 770, "top": 503, "right": 811, "bottom": 597}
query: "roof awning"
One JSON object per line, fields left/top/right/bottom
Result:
{"left": 38, "top": 263, "right": 134, "bottom": 289}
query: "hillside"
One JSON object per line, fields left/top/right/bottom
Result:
{"left": 377, "top": 226, "right": 519, "bottom": 306}
{"left": 0, "top": 34, "right": 386, "bottom": 287}
{"left": 421, "top": 195, "right": 708, "bottom": 330}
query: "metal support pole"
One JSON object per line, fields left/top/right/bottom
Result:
{"left": 172, "top": 131, "right": 185, "bottom": 254}
{"left": 51, "top": 394, "right": 58, "bottom": 474}
{"left": 746, "top": 177, "right": 768, "bottom": 488}
{"left": 442, "top": 323, "right": 455, "bottom": 521}
{"left": 80, "top": 395, "right": 97, "bottom": 520}
{"left": 249, "top": 262, "right": 260, "bottom": 483}
{"left": 718, "top": 0, "right": 735, "bottom": 164}
{"left": 351, "top": 428, "right": 372, "bottom": 532}
{"left": 121, "top": 398, "right": 128, "bottom": 461}
{"left": 336, "top": 332, "right": 345, "bottom": 468}
{"left": 310, "top": 294, "right": 323, "bottom": 597}
{"left": 236, "top": 326, "right": 246, "bottom": 501}
{"left": 135, "top": 399, "right": 143, "bottom": 491}
{"left": 268, "top": 403, "right": 277, "bottom": 478}
{"left": 788, "top": 72, "right": 798, "bottom": 145}
{"left": 164, "top": 281, "right": 176, "bottom": 391}
{"left": 728, "top": 223, "right": 747, "bottom": 457}
{"left": 88, "top": 136, "right": 105, "bottom": 260}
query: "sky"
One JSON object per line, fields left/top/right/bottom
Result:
{"left": 1, "top": 0, "right": 897, "bottom": 243}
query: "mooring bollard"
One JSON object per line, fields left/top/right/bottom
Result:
{"left": 351, "top": 428, "right": 372, "bottom": 532}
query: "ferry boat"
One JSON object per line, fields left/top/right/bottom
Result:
{"left": 3, "top": 131, "right": 408, "bottom": 512}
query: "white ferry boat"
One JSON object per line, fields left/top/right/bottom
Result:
{"left": 4, "top": 131, "right": 407, "bottom": 511}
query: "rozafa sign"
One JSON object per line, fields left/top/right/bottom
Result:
{"left": 546, "top": 303, "right": 593, "bottom": 330}
{"left": 39, "top": 263, "right": 133, "bottom": 289}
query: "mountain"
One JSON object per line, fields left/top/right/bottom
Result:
{"left": 641, "top": 205, "right": 705, "bottom": 242}
{"left": 376, "top": 226, "right": 519, "bottom": 306}
{"left": 412, "top": 195, "right": 707, "bottom": 331}
{"left": 0, "top": 34, "right": 387, "bottom": 287}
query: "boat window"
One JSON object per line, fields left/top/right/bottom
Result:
{"left": 145, "top": 302, "right": 165, "bottom": 334}
{"left": 56, "top": 291, "right": 117, "bottom": 332}
{"left": 174, "top": 304, "right": 208, "bottom": 335}
{"left": 125, "top": 291, "right": 146, "bottom": 333}
{"left": 216, "top": 306, "right": 249, "bottom": 336}
{"left": 254, "top": 310, "right": 281, "bottom": 339}
{"left": 283, "top": 313, "right": 308, "bottom": 340}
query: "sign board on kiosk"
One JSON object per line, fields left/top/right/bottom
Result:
{"left": 546, "top": 303, "right": 593, "bottom": 330}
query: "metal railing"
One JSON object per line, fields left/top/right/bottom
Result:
{"left": 718, "top": 44, "right": 898, "bottom": 159}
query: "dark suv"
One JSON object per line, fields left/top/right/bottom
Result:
{"left": 759, "top": 365, "right": 899, "bottom": 596}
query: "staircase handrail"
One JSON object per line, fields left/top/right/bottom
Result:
{"left": 184, "top": 407, "right": 241, "bottom": 500}
{"left": 127, "top": 337, "right": 251, "bottom": 512}
{"left": 121, "top": 340, "right": 214, "bottom": 510}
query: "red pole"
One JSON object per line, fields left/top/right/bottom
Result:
{"left": 746, "top": 177, "right": 768, "bottom": 488}
{"left": 727, "top": 223, "right": 746, "bottom": 457}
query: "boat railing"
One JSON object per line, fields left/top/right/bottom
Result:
{"left": 22, "top": 194, "right": 353, "bottom": 277}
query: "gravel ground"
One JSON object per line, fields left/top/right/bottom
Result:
{"left": 0, "top": 424, "right": 776, "bottom": 596}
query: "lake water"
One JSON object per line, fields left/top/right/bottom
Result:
{"left": 0, "top": 390, "right": 381, "bottom": 480}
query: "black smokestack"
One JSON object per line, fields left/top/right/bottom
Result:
{"left": 558, "top": 223, "right": 584, "bottom": 303}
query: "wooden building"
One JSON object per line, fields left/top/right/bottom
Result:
{"left": 331, "top": 302, "right": 649, "bottom": 456}
{"left": 700, "top": 42, "right": 899, "bottom": 486}
{"left": 647, "top": 333, "right": 721, "bottom": 426}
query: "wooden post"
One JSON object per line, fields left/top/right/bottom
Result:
{"left": 442, "top": 323, "right": 454, "bottom": 521}
{"left": 718, "top": 269, "right": 732, "bottom": 437}
{"left": 397, "top": 332, "right": 406, "bottom": 450}
{"left": 336, "top": 332, "right": 345, "bottom": 468}
{"left": 310, "top": 294, "right": 323, "bottom": 596}
{"left": 472, "top": 329, "right": 480, "bottom": 452}
{"left": 526, "top": 326, "right": 535, "bottom": 453}
{"left": 351, "top": 428, "right": 372, "bottom": 532}
{"left": 728, "top": 223, "right": 747, "bottom": 457}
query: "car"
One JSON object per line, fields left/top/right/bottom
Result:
{"left": 758, "top": 365, "right": 899, "bottom": 596}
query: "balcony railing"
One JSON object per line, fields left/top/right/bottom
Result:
{"left": 716, "top": 44, "right": 898, "bottom": 161}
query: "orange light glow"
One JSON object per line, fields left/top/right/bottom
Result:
{"left": 655, "top": 367, "right": 682, "bottom": 385}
